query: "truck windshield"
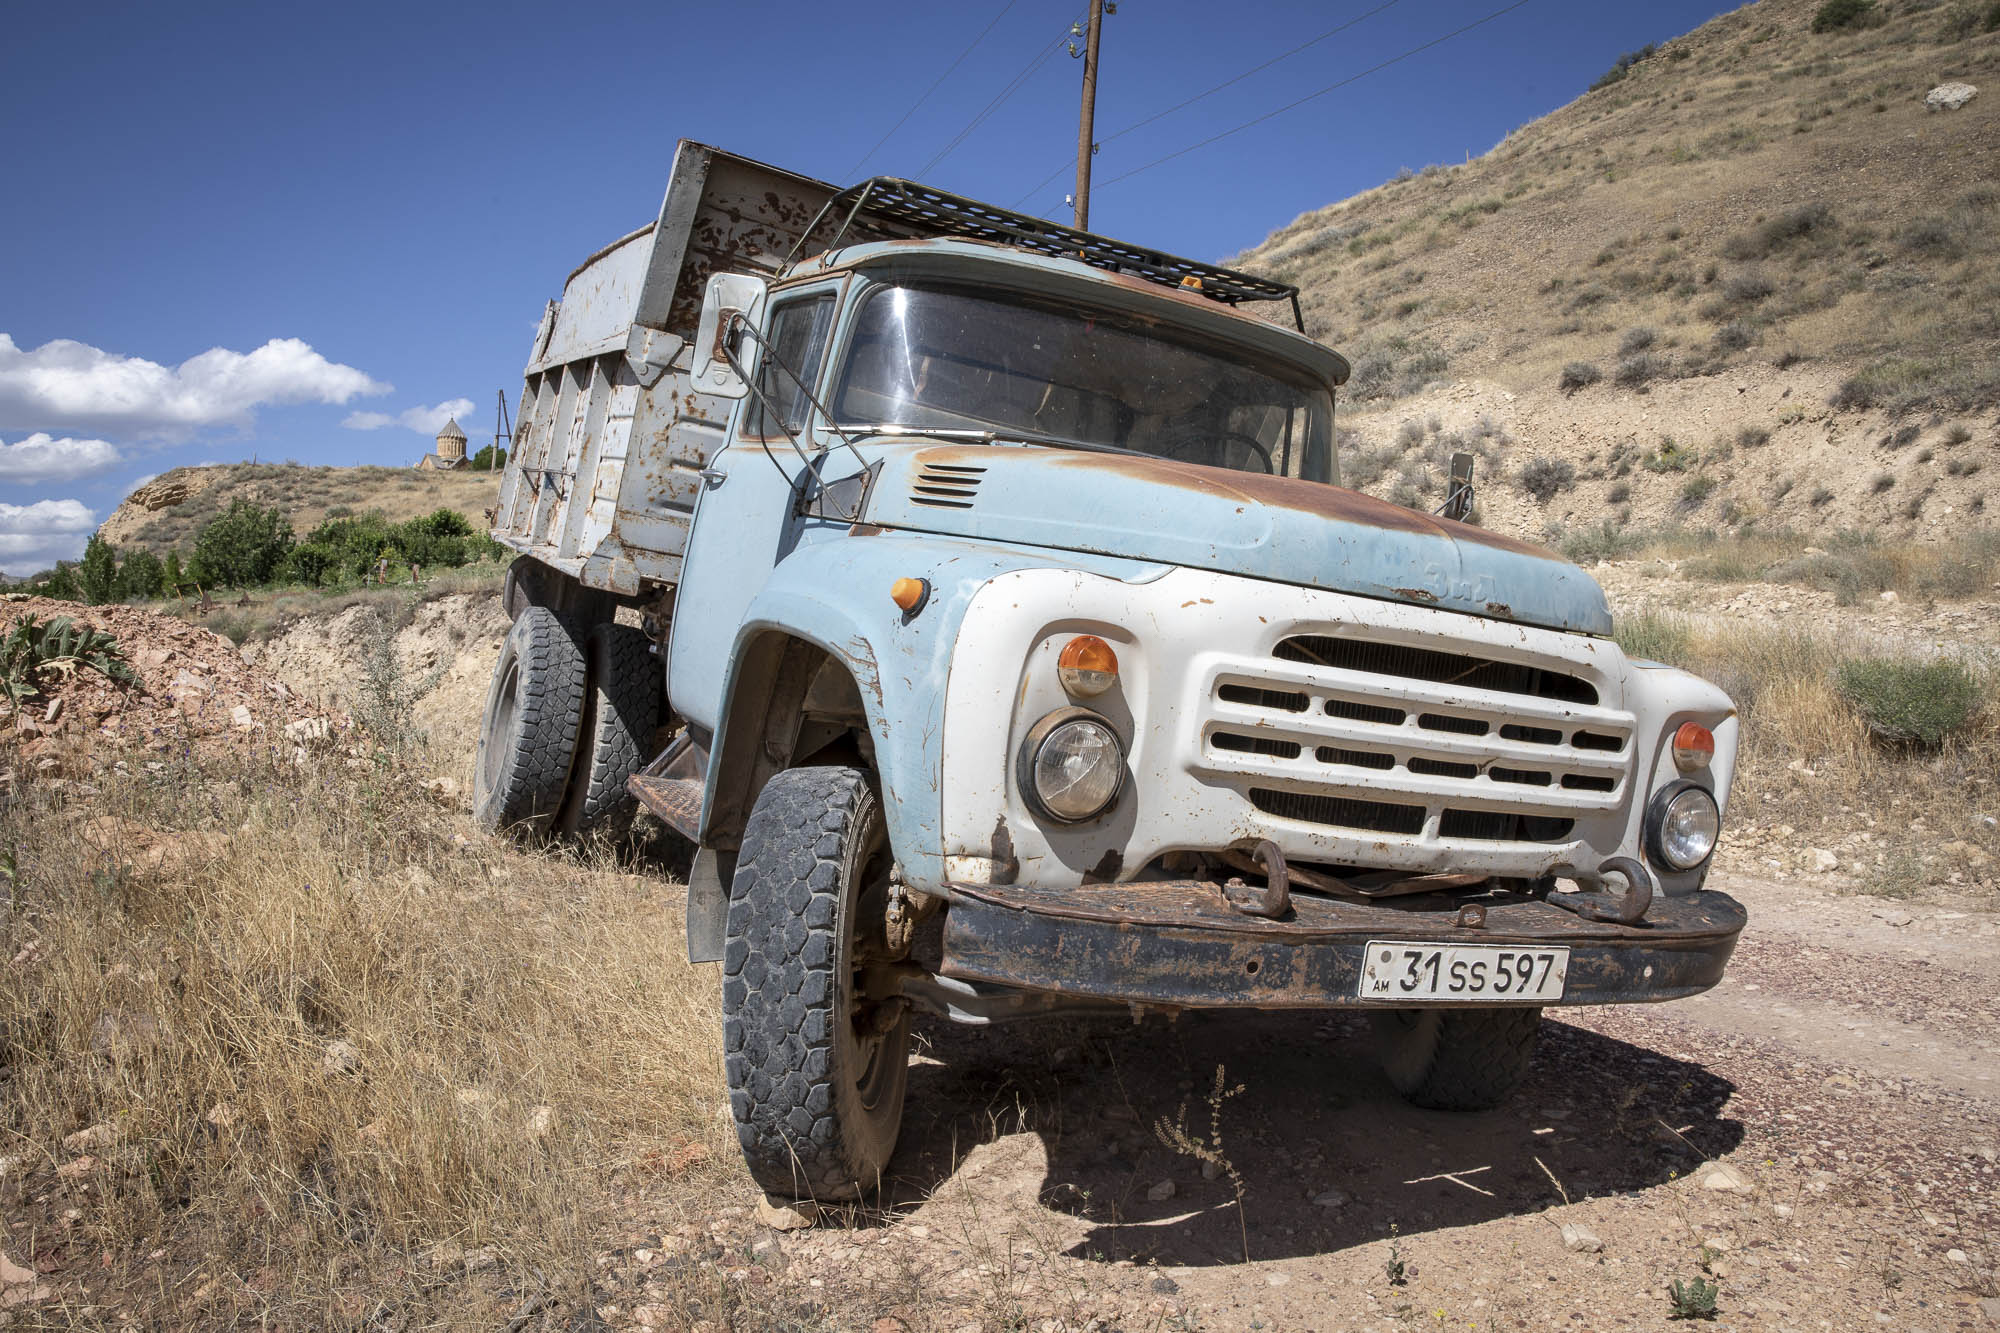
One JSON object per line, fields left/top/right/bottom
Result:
{"left": 832, "top": 283, "right": 1336, "bottom": 483}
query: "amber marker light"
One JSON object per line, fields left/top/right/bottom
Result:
{"left": 890, "top": 578, "right": 929, "bottom": 614}
{"left": 1671, "top": 721, "right": 1715, "bottom": 772}
{"left": 1057, "top": 635, "right": 1119, "bottom": 697}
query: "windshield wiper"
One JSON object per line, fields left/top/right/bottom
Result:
{"left": 840, "top": 422, "right": 1150, "bottom": 459}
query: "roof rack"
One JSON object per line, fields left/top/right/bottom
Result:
{"left": 780, "top": 176, "right": 1304, "bottom": 332}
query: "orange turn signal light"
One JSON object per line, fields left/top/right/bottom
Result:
{"left": 890, "top": 577, "right": 928, "bottom": 614}
{"left": 1671, "top": 721, "right": 1715, "bottom": 772}
{"left": 1057, "top": 634, "right": 1119, "bottom": 697}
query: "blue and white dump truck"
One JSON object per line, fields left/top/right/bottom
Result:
{"left": 477, "top": 141, "right": 1745, "bottom": 1202}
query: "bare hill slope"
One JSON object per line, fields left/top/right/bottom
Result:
{"left": 99, "top": 463, "right": 500, "bottom": 554}
{"left": 1232, "top": 0, "right": 1999, "bottom": 545}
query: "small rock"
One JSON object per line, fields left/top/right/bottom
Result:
{"left": 229, "top": 704, "right": 256, "bottom": 730}
{"left": 0, "top": 1252, "right": 36, "bottom": 1285}
{"left": 1812, "top": 849, "right": 1839, "bottom": 873}
{"left": 205, "top": 1102, "right": 238, "bottom": 1129}
{"left": 1312, "top": 1189, "right": 1350, "bottom": 1209}
{"left": 1146, "top": 1179, "right": 1177, "bottom": 1203}
{"left": 525, "top": 1105, "right": 556, "bottom": 1140}
{"left": 283, "top": 716, "right": 331, "bottom": 746}
{"left": 870, "top": 1320, "right": 909, "bottom": 1333}
{"left": 1878, "top": 590, "right": 1900, "bottom": 604}
{"left": 1926, "top": 82, "right": 1978, "bottom": 112}
{"left": 1979, "top": 1295, "right": 2000, "bottom": 1324}
{"left": 1562, "top": 1223, "right": 1604, "bottom": 1253}
{"left": 322, "top": 1038, "right": 362, "bottom": 1076}
{"left": 1701, "top": 1162, "right": 1752, "bottom": 1193}
{"left": 1265, "top": 1272, "right": 1291, "bottom": 1286}
{"left": 755, "top": 1194, "right": 819, "bottom": 1230}
{"left": 1772, "top": 1203, "right": 1794, "bottom": 1219}
{"left": 1151, "top": 1276, "right": 1180, "bottom": 1294}
{"left": 63, "top": 1122, "right": 116, "bottom": 1153}
{"left": 1948, "top": 1249, "right": 1970, "bottom": 1264}
{"left": 1869, "top": 906, "right": 1914, "bottom": 927}
{"left": 56, "top": 1154, "right": 99, "bottom": 1179}
{"left": 1200, "top": 1158, "right": 1223, "bottom": 1181}
{"left": 42, "top": 697, "right": 63, "bottom": 724}
{"left": 463, "top": 1245, "right": 498, "bottom": 1273}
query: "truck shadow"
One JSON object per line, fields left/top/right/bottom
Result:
{"left": 885, "top": 1008, "right": 1743, "bottom": 1266}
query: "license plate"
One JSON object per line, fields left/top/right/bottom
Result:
{"left": 1359, "top": 942, "right": 1569, "bottom": 1002}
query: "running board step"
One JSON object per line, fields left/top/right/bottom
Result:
{"left": 628, "top": 774, "right": 702, "bottom": 840}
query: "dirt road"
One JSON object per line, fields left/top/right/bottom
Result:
{"left": 593, "top": 864, "right": 2000, "bottom": 1332}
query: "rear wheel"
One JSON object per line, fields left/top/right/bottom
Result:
{"left": 557, "top": 622, "right": 661, "bottom": 837}
{"left": 472, "top": 606, "right": 586, "bottom": 835}
{"left": 1372, "top": 1007, "right": 1541, "bottom": 1111}
{"left": 722, "top": 766, "right": 910, "bottom": 1201}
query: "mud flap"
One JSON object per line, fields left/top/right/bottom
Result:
{"left": 686, "top": 848, "right": 731, "bottom": 963}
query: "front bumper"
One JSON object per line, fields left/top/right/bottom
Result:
{"left": 938, "top": 881, "right": 1745, "bottom": 1010}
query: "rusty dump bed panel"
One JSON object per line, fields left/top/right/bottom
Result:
{"left": 491, "top": 142, "right": 875, "bottom": 595}
{"left": 940, "top": 882, "right": 1746, "bottom": 1009}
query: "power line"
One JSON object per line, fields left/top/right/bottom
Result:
{"left": 1012, "top": 0, "right": 1407, "bottom": 209}
{"left": 916, "top": 12, "right": 1082, "bottom": 179}
{"left": 1097, "top": 0, "right": 1537, "bottom": 191}
{"left": 846, "top": 0, "right": 1019, "bottom": 180}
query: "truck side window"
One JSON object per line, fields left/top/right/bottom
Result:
{"left": 746, "top": 294, "right": 836, "bottom": 439}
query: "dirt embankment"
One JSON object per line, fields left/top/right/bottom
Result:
{"left": 0, "top": 594, "right": 345, "bottom": 782}
{"left": 246, "top": 590, "right": 509, "bottom": 789}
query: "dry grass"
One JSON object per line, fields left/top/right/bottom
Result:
{"left": 1568, "top": 525, "right": 2000, "bottom": 603}
{"left": 0, "top": 734, "right": 743, "bottom": 1327}
{"left": 1615, "top": 612, "right": 2000, "bottom": 895}
{"left": 163, "top": 561, "right": 508, "bottom": 645}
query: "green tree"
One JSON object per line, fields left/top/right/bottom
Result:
{"left": 163, "top": 550, "right": 185, "bottom": 593}
{"left": 287, "top": 542, "right": 339, "bottom": 588}
{"left": 77, "top": 535, "right": 118, "bottom": 605}
{"left": 116, "top": 548, "right": 166, "bottom": 600}
{"left": 470, "top": 443, "right": 507, "bottom": 470}
{"left": 1812, "top": 0, "right": 1881, "bottom": 31}
{"left": 37, "top": 563, "right": 82, "bottom": 601}
{"left": 191, "top": 499, "right": 294, "bottom": 587}
{"left": 389, "top": 507, "right": 479, "bottom": 567}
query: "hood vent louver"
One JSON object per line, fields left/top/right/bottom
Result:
{"left": 910, "top": 461, "right": 986, "bottom": 509}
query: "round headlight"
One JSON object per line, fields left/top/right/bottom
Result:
{"left": 1020, "top": 709, "right": 1125, "bottom": 823}
{"left": 1647, "top": 781, "right": 1720, "bottom": 870}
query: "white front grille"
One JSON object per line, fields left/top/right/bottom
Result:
{"left": 1192, "top": 630, "right": 1636, "bottom": 848}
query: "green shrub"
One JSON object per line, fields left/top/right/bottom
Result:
{"left": 1590, "top": 43, "right": 1658, "bottom": 91}
{"left": 1811, "top": 0, "right": 1882, "bottom": 32}
{"left": 1, "top": 614, "right": 138, "bottom": 711}
{"left": 1560, "top": 520, "right": 1642, "bottom": 563}
{"left": 190, "top": 498, "right": 295, "bottom": 588}
{"left": 1835, "top": 657, "right": 1980, "bottom": 747}
{"left": 1679, "top": 474, "right": 1719, "bottom": 508}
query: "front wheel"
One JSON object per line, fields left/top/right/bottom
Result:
{"left": 722, "top": 766, "right": 910, "bottom": 1201}
{"left": 1372, "top": 1007, "right": 1541, "bottom": 1111}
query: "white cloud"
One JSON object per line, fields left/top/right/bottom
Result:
{"left": 0, "top": 498, "right": 97, "bottom": 575}
{"left": 342, "top": 397, "right": 477, "bottom": 435}
{"left": 0, "top": 333, "right": 390, "bottom": 437}
{"left": 0, "top": 433, "right": 121, "bottom": 484}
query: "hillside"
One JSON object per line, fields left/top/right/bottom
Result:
{"left": 99, "top": 462, "right": 501, "bottom": 554}
{"left": 1232, "top": 0, "right": 1999, "bottom": 547}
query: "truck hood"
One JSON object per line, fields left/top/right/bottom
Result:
{"left": 861, "top": 443, "right": 1612, "bottom": 635}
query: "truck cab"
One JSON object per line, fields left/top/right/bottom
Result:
{"left": 477, "top": 144, "right": 1744, "bottom": 1204}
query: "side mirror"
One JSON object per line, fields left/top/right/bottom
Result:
{"left": 1440, "top": 451, "right": 1475, "bottom": 522}
{"left": 691, "top": 272, "right": 769, "bottom": 400}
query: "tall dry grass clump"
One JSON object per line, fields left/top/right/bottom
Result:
{"left": 1616, "top": 612, "right": 1999, "bottom": 892}
{"left": 0, "top": 737, "right": 735, "bottom": 1325}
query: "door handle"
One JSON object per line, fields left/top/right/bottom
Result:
{"left": 699, "top": 467, "right": 727, "bottom": 489}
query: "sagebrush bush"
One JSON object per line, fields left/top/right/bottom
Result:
{"left": 1559, "top": 361, "right": 1603, "bottom": 393}
{"left": 1812, "top": 0, "right": 1882, "bottom": 31}
{"left": 1517, "top": 457, "right": 1577, "bottom": 503}
{"left": 1836, "top": 657, "right": 1981, "bottom": 747}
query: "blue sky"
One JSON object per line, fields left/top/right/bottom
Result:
{"left": 0, "top": 0, "right": 1736, "bottom": 572}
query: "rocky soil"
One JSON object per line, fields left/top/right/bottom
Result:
{"left": 7, "top": 580, "right": 1999, "bottom": 1329}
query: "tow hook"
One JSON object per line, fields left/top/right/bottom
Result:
{"left": 1223, "top": 839, "right": 1292, "bottom": 919}
{"left": 1548, "top": 856, "right": 1655, "bottom": 925}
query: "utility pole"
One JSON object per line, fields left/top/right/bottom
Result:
{"left": 1072, "top": 0, "right": 1105, "bottom": 231}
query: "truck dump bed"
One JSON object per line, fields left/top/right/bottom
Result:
{"left": 492, "top": 142, "right": 855, "bottom": 594}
